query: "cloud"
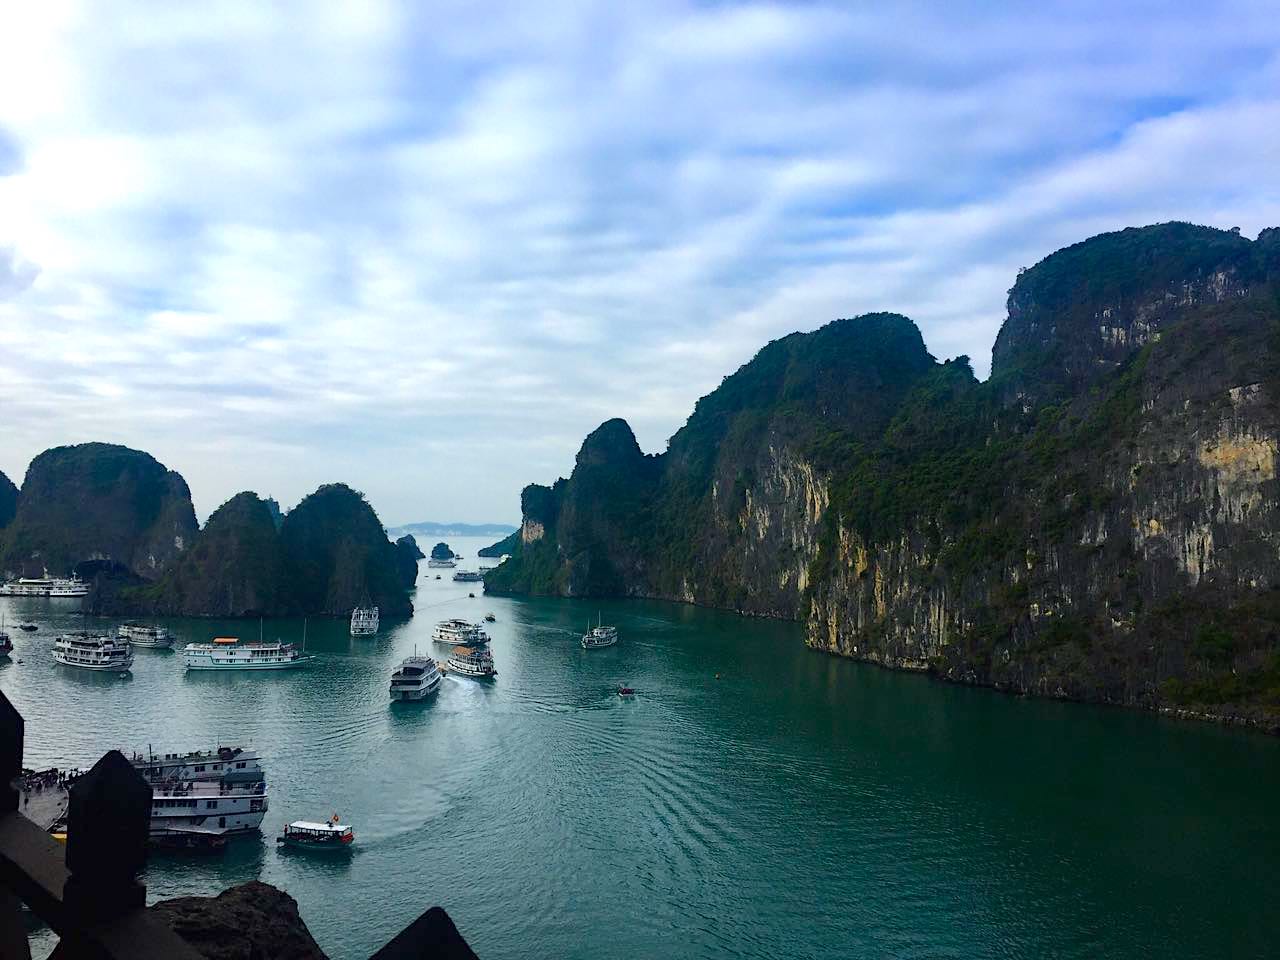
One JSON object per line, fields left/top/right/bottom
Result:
{"left": 0, "top": 1, "right": 1277, "bottom": 523}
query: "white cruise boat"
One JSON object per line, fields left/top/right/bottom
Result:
{"left": 390, "top": 654, "right": 443, "bottom": 701}
{"left": 432, "top": 619, "right": 488, "bottom": 645}
{"left": 118, "top": 622, "right": 174, "bottom": 648}
{"left": 150, "top": 778, "right": 268, "bottom": 844}
{"left": 350, "top": 606, "right": 379, "bottom": 637}
{"left": 184, "top": 637, "right": 314, "bottom": 671}
{"left": 0, "top": 573, "right": 89, "bottom": 598}
{"left": 581, "top": 614, "right": 619, "bottom": 649}
{"left": 53, "top": 632, "right": 134, "bottom": 671}
{"left": 446, "top": 645, "right": 496, "bottom": 680}
{"left": 452, "top": 570, "right": 483, "bottom": 583}
{"left": 131, "top": 746, "right": 265, "bottom": 787}
{"left": 426, "top": 557, "right": 456, "bottom": 568}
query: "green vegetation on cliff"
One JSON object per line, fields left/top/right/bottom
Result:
{"left": 0, "top": 470, "right": 16, "bottom": 529}
{"left": 492, "top": 223, "right": 1280, "bottom": 729}
{"left": 478, "top": 530, "right": 519, "bottom": 558}
{"left": 0, "top": 443, "right": 197, "bottom": 578}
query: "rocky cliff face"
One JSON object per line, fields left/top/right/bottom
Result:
{"left": 0, "top": 469, "right": 16, "bottom": 529}
{"left": 101, "top": 484, "right": 414, "bottom": 618}
{"left": 114, "top": 492, "right": 290, "bottom": 617}
{"left": 493, "top": 223, "right": 1280, "bottom": 728}
{"left": 394, "top": 534, "right": 425, "bottom": 589}
{"left": 0, "top": 443, "right": 197, "bottom": 578}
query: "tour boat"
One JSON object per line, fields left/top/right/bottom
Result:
{"left": 446, "top": 646, "right": 496, "bottom": 680}
{"left": 426, "top": 557, "right": 456, "bottom": 569}
{"left": 53, "top": 632, "right": 134, "bottom": 671}
{"left": 432, "top": 619, "right": 488, "bottom": 645}
{"left": 184, "top": 637, "right": 314, "bottom": 671}
{"left": 117, "top": 622, "right": 174, "bottom": 649}
{"left": 0, "top": 572, "right": 89, "bottom": 598}
{"left": 277, "top": 815, "right": 354, "bottom": 852}
{"left": 350, "top": 605, "right": 380, "bottom": 637}
{"left": 581, "top": 615, "right": 619, "bottom": 649}
{"left": 390, "top": 654, "right": 443, "bottom": 701}
{"left": 452, "top": 570, "right": 483, "bottom": 583}
{"left": 131, "top": 746, "right": 265, "bottom": 787}
{"left": 151, "top": 778, "right": 268, "bottom": 842}
{"left": 131, "top": 746, "right": 268, "bottom": 844}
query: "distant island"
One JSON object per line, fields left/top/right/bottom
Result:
{"left": 386, "top": 520, "right": 517, "bottom": 540}
{"left": 0, "top": 443, "right": 416, "bottom": 618}
{"left": 487, "top": 222, "right": 1280, "bottom": 732}
{"left": 429, "top": 542, "right": 456, "bottom": 561}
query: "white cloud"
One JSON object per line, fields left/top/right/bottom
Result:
{"left": 0, "top": 1, "right": 1278, "bottom": 523}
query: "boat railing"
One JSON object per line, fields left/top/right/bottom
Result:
{"left": 0, "top": 689, "right": 480, "bottom": 959}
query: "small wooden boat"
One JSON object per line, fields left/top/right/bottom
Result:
{"left": 483, "top": 613, "right": 496, "bottom": 623}
{"left": 617, "top": 685, "right": 636, "bottom": 697}
{"left": 277, "top": 814, "right": 354, "bottom": 852}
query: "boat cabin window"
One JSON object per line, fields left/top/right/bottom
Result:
{"left": 194, "top": 764, "right": 205, "bottom": 772}
{"left": 205, "top": 800, "right": 217, "bottom": 809}
{"left": 236, "top": 762, "right": 246, "bottom": 768}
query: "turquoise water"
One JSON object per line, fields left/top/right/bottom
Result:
{"left": 2, "top": 536, "right": 1278, "bottom": 959}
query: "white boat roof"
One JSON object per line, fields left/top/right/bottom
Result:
{"left": 289, "top": 820, "right": 350, "bottom": 831}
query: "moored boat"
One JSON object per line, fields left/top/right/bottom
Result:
{"left": 184, "top": 637, "right": 314, "bottom": 671}
{"left": 118, "top": 622, "right": 174, "bottom": 649}
{"left": 53, "top": 632, "right": 134, "bottom": 671}
{"left": 0, "top": 572, "right": 89, "bottom": 598}
{"left": 446, "top": 645, "right": 496, "bottom": 680}
{"left": 131, "top": 746, "right": 268, "bottom": 843}
{"left": 350, "top": 605, "right": 380, "bottom": 637}
{"left": 432, "top": 619, "right": 488, "bottom": 645}
{"left": 390, "top": 654, "right": 443, "bottom": 701}
{"left": 277, "top": 815, "right": 354, "bottom": 852}
{"left": 0, "top": 614, "right": 12, "bottom": 657}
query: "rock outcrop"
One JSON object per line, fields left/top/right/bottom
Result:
{"left": 152, "top": 881, "right": 326, "bottom": 960}
{"left": 430, "top": 542, "right": 456, "bottom": 561}
{"left": 0, "top": 443, "right": 197, "bottom": 578}
{"left": 491, "top": 223, "right": 1280, "bottom": 728}
{"left": 394, "top": 534, "right": 425, "bottom": 588}
{"left": 0, "top": 469, "right": 16, "bottom": 529}
{"left": 100, "top": 484, "right": 414, "bottom": 618}
{"left": 478, "top": 529, "right": 519, "bottom": 557}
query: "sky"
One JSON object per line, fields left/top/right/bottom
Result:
{"left": 1, "top": 2, "right": 1279, "bottom": 526}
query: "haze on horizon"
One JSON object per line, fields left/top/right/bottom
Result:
{"left": 1, "top": 1, "right": 1278, "bottom": 525}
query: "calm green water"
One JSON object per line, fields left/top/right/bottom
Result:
{"left": 2, "top": 536, "right": 1278, "bottom": 959}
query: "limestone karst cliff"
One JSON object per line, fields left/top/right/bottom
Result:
{"left": 0, "top": 443, "right": 198, "bottom": 578}
{"left": 489, "top": 223, "right": 1280, "bottom": 728}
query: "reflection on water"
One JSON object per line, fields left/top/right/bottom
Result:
{"left": 5, "top": 536, "right": 1280, "bottom": 960}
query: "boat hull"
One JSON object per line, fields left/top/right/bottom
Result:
{"left": 276, "top": 836, "right": 353, "bottom": 852}
{"left": 53, "top": 652, "right": 134, "bottom": 671}
{"left": 184, "top": 657, "right": 314, "bottom": 671}
{"left": 391, "top": 677, "right": 442, "bottom": 700}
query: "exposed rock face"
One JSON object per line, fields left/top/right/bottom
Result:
{"left": 0, "top": 469, "right": 16, "bottom": 529}
{"left": 493, "top": 223, "right": 1280, "bottom": 728}
{"left": 152, "top": 881, "right": 326, "bottom": 960}
{"left": 0, "top": 443, "right": 197, "bottom": 578}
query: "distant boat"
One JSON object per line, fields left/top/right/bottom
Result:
{"left": 0, "top": 613, "right": 12, "bottom": 657}
{"left": 277, "top": 815, "right": 354, "bottom": 852}
{"left": 617, "top": 685, "right": 635, "bottom": 697}
{"left": 18, "top": 623, "right": 38, "bottom": 632}
{"left": 390, "top": 653, "right": 442, "bottom": 701}
{"left": 581, "top": 614, "right": 619, "bottom": 650}
{"left": 118, "top": 622, "right": 174, "bottom": 649}
{"left": 350, "top": 606, "right": 379, "bottom": 637}
{"left": 483, "top": 613, "right": 496, "bottom": 623}
{"left": 452, "top": 570, "right": 483, "bottom": 583}
{"left": 427, "top": 558, "right": 456, "bottom": 569}
{"left": 0, "top": 571, "right": 89, "bottom": 597}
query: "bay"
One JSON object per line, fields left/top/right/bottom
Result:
{"left": 2, "top": 536, "right": 1277, "bottom": 959}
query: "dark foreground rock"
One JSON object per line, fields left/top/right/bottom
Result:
{"left": 152, "top": 881, "right": 326, "bottom": 960}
